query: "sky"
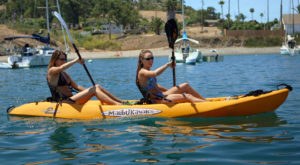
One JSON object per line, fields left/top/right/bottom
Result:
{"left": 185, "top": 0, "right": 300, "bottom": 22}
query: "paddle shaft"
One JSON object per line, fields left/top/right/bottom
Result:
{"left": 72, "top": 43, "right": 95, "bottom": 86}
{"left": 171, "top": 49, "right": 176, "bottom": 87}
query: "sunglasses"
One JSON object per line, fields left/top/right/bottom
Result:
{"left": 144, "top": 57, "right": 154, "bottom": 61}
{"left": 58, "top": 58, "right": 67, "bottom": 61}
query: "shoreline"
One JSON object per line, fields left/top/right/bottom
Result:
{"left": 0, "top": 46, "right": 281, "bottom": 62}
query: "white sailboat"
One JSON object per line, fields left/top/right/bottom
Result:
{"left": 2, "top": 0, "right": 68, "bottom": 69}
{"left": 169, "top": 0, "right": 201, "bottom": 65}
{"left": 280, "top": 35, "right": 300, "bottom": 56}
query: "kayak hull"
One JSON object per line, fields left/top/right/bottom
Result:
{"left": 8, "top": 88, "right": 290, "bottom": 119}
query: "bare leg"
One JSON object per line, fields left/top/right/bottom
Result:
{"left": 94, "top": 85, "right": 121, "bottom": 105}
{"left": 164, "top": 82, "right": 206, "bottom": 100}
{"left": 157, "top": 93, "right": 207, "bottom": 104}
{"left": 97, "top": 85, "right": 122, "bottom": 103}
{"left": 70, "top": 85, "right": 121, "bottom": 105}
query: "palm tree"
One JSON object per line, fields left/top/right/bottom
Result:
{"left": 267, "top": 0, "right": 269, "bottom": 22}
{"left": 228, "top": 0, "right": 231, "bottom": 29}
{"left": 219, "top": 0, "right": 224, "bottom": 19}
{"left": 250, "top": 8, "right": 255, "bottom": 21}
{"left": 237, "top": 0, "right": 240, "bottom": 22}
{"left": 237, "top": 0, "right": 240, "bottom": 16}
{"left": 239, "top": 13, "right": 246, "bottom": 29}
{"left": 260, "top": 13, "right": 264, "bottom": 23}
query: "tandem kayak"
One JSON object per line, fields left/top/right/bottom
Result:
{"left": 7, "top": 84, "right": 292, "bottom": 120}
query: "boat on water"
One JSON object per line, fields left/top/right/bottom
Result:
{"left": 202, "top": 49, "right": 224, "bottom": 62}
{"left": 169, "top": 1, "right": 201, "bottom": 65}
{"left": 7, "top": 84, "right": 292, "bottom": 120}
{"left": 4, "top": 35, "right": 54, "bottom": 68}
{"left": 171, "top": 32, "right": 202, "bottom": 65}
{"left": 0, "top": 0, "right": 68, "bottom": 69}
{"left": 280, "top": 35, "right": 300, "bottom": 56}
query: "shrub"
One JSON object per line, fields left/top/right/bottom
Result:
{"left": 245, "top": 36, "right": 282, "bottom": 47}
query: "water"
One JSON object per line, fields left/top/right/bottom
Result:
{"left": 0, "top": 54, "right": 300, "bottom": 164}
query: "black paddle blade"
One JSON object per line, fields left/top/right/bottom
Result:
{"left": 165, "top": 19, "right": 178, "bottom": 49}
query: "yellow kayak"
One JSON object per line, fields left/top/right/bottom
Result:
{"left": 7, "top": 85, "right": 292, "bottom": 119}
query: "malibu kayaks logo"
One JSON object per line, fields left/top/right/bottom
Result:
{"left": 42, "top": 107, "right": 60, "bottom": 114}
{"left": 103, "top": 108, "right": 161, "bottom": 117}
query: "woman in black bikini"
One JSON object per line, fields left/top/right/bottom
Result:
{"left": 136, "top": 49, "right": 208, "bottom": 104}
{"left": 47, "top": 50, "right": 122, "bottom": 105}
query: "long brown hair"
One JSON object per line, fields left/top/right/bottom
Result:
{"left": 136, "top": 50, "right": 152, "bottom": 87}
{"left": 48, "top": 50, "right": 67, "bottom": 68}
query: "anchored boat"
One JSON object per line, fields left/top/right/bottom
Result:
{"left": 7, "top": 85, "right": 292, "bottom": 120}
{"left": 169, "top": 1, "right": 201, "bottom": 65}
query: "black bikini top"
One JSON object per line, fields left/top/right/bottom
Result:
{"left": 57, "top": 72, "right": 71, "bottom": 86}
{"left": 47, "top": 72, "right": 72, "bottom": 101}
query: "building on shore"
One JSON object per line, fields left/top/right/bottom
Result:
{"left": 282, "top": 14, "right": 300, "bottom": 35}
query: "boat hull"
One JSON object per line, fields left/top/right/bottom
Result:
{"left": 8, "top": 54, "right": 52, "bottom": 67}
{"left": 8, "top": 88, "right": 290, "bottom": 119}
{"left": 171, "top": 51, "right": 200, "bottom": 64}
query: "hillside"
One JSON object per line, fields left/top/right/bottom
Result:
{"left": 139, "top": 10, "right": 184, "bottom": 22}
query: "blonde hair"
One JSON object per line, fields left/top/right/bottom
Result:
{"left": 48, "top": 50, "right": 67, "bottom": 68}
{"left": 136, "top": 50, "right": 152, "bottom": 87}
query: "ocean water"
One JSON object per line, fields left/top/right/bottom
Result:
{"left": 0, "top": 54, "right": 299, "bottom": 164}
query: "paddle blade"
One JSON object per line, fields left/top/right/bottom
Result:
{"left": 165, "top": 19, "right": 178, "bottom": 49}
{"left": 52, "top": 11, "right": 74, "bottom": 44}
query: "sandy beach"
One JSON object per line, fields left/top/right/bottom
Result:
{"left": 0, "top": 46, "right": 280, "bottom": 62}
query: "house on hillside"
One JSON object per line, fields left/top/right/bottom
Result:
{"left": 100, "top": 23, "right": 124, "bottom": 34}
{"left": 282, "top": 14, "right": 300, "bottom": 35}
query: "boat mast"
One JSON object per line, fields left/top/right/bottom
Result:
{"left": 182, "top": 0, "right": 185, "bottom": 32}
{"left": 292, "top": 0, "right": 295, "bottom": 35}
{"left": 46, "top": 0, "right": 50, "bottom": 47}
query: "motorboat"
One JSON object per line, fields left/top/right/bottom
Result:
{"left": 1, "top": 0, "right": 68, "bottom": 69}
{"left": 202, "top": 49, "right": 224, "bottom": 62}
{"left": 5, "top": 35, "right": 54, "bottom": 68}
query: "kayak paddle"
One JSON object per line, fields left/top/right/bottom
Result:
{"left": 165, "top": 19, "right": 178, "bottom": 87}
{"left": 52, "top": 11, "right": 95, "bottom": 86}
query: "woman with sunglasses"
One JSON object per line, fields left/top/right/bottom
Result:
{"left": 136, "top": 50, "right": 208, "bottom": 104}
{"left": 47, "top": 50, "right": 122, "bottom": 105}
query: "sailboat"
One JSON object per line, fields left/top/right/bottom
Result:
{"left": 280, "top": 35, "right": 300, "bottom": 56}
{"left": 169, "top": 0, "right": 201, "bottom": 65}
{"left": 1, "top": 0, "right": 68, "bottom": 68}
{"left": 280, "top": 1, "right": 300, "bottom": 56}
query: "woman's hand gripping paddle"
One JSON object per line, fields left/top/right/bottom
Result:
{"left": 52, "top": 11, "right": 95, "bottom": 86}
{"left": 165, "top": 19, "right": 178, "bottom": 87}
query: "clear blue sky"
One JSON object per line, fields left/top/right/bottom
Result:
{"left": 185, "top": 0, "right": 300, "bottom": 22}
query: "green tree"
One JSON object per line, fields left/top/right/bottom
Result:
{"left": 60, "top": 0, "right": 81, "bottom": 25}
{"left": 250, "top": 8, "right": 255, "bottom": 21}
{"left": 151, "top": 16, "right": 163, "bottom": 35}
{"left": 260, "top": 13, "right": 264, "bottom": 23}
{"left": 219, "top": 0, "right": 224, "bottom": 19}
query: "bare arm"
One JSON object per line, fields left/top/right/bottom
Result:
{"left": 140, "top": 61, "right": 172, "bottom": 78}
{"left": 48, "top": 57, "right": 83, "bottom": 76}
